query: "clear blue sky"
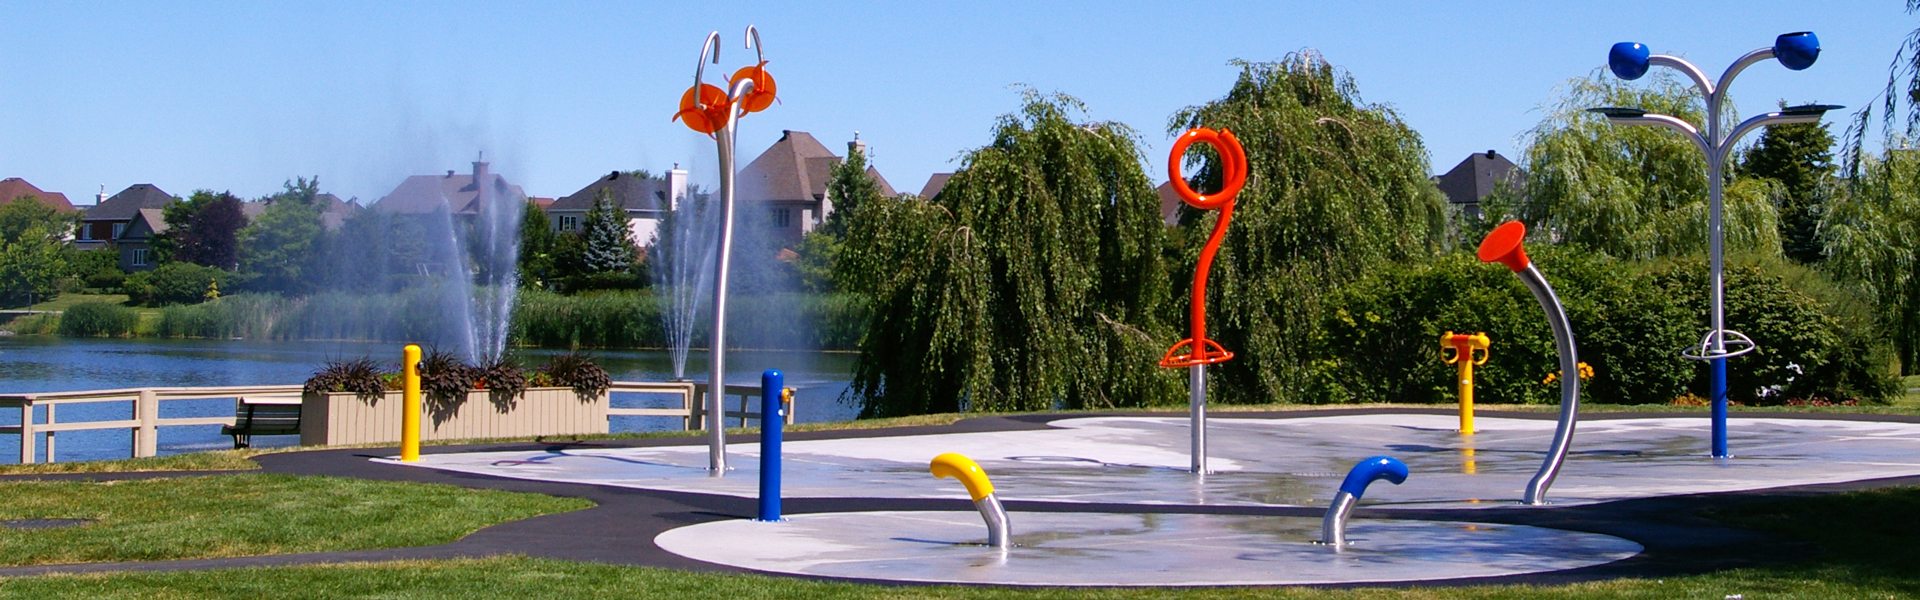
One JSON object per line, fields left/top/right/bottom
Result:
{"left": 2, "top": 2, "right": 1913, "bottom": 204}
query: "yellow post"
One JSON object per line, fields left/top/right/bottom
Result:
{"left": 401, "top": 344, "right": 422, "bottom": 462}
{"left": 1441, "top": 332, "right": 1490, "bottom": 435}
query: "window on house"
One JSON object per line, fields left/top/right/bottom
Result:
{"left": 771, "top": 208, "right": 792, "bottom": 229}
{"left": 560, "top": 215, "right": 578, "bottom": 231}
{"left": 79, "top": 224, "right": 93, "bottom": 240}
{"left": 112, "top": 222, "right": 126, "bottom": 239}
{"left": 131, "top": 248, "right": 150, "bottom": 267}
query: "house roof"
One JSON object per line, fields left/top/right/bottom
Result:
{"left": 867, "top": 166, "right": 899, "bottom": 197}
{"left": 1155, "top": 181, "right": 1182, "bottom": 225}
{"left": 0, "top": 178, "right": 77, "bottom": 212}
{"left": 550, "top": 171, "right": 673, "bottom": 213}
{"left": 1435, "top": 150, "right": 1520, "bottom": 205}
{"left": 86, "top": 184, "right": 174, "bottom": 221}
{"left": 918, "top": 173, "right": 953, "bottom": 199}
{"left": 739, "top": 130, "right": 841, "bottom": 203}
{"left": 120, "top": 208, "right": 168, "bottom": 240}
{"left": 371, "top": 164, "right": 525, "bottom": 215}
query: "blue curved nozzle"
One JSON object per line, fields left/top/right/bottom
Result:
{"left": 1775, "top": 31, "right": 1820, "bottom": 71}
{"left": 1608, "top": 42, "right": 1650, "bottom": 80}
{"left": 1338, "top": 456, "right": 1410, "bottom": 499}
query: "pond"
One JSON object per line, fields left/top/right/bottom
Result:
{"left": 0, "top": 336, "right": 862, "bottom": 464}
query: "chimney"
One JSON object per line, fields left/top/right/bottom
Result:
{"left": 1485, "top": 149, "right": 1498, "bottom": 159}
{"left": 667, "top": 162, "right": 689, "bottom": 212}
{"left": 470, "top": 152, "right": 493, "bottom": 213}
{"left": 96, "top": 184, "right": 107, "bottom": 205}
{"left": 848, "top": 131, "right": 867, "bottom": 160}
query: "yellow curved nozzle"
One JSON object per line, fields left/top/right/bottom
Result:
{"left": 930, "top": 452, "right": 994, "bottom": 501}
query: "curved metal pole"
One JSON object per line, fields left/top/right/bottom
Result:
{"left": 704, "top": 78, "right": 755, "bottom": 475}
{"left": 1518, "top": 262, "right": 1580, "bottom": 505}
{"left": 745, "top": 25, "right": 764, "bottom": 63}
{"left": 1605, "top": 113, "right": 1711, "bottom": 156}
{"left": 1319, "top": 456, "right": 1408, "bottom": 548}
{"left": 1714, "top": 48, "right": 1779, "bottom": 105}
{"left": 692, "top": 32, "right": 721, "bottom": 110}
{"left": 976, "top": 493, "right": 1011, "bottom": 549}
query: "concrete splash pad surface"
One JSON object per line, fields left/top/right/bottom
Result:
{"left": 653, "top": 511, "right": 1643, "bottom": 586}
{"left": 391, "top": 414, "right": 1920, "bottom": 508}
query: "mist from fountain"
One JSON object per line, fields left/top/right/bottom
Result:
{"left": 654, "top": 187, "right": 719, "bottom": 380}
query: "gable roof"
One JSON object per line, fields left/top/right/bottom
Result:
{"left": 87, "top": 184, "right": 174, "bottom": 221}
{"left": 739, "top": 130, "right": 840, "bottom": 203}
{"left": 550, "top": 170, "right": 674, "bottom": 213}
{"left": 918, "top": 173, "right": 953, "bottom": 199}
{"left": 119, "top": 208, "right": 169, "bottom": 241}
{"left": 866, "top": 166, "right": 899, "bottom": 197}
{"left": 0, "top": 178, "right": 77, "bottom": 212}
{"left": 371, "top": 165, "right": 525, "bottom": 215}
{"left": 1156, "top": 181, "right": 1183, "bottom": 225}
{"left": 1435, "top": 150, "right": 1520, "bottom": 205}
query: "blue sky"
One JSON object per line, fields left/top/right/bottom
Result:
{"left": 2, "top": 2, "right": 1913, "bottom": 204}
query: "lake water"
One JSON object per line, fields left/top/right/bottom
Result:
{"left": 0, "top": 337, "right": 862, "bottom": 464}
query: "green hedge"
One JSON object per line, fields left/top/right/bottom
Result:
{"left": 1300, "top": 248, "right": 1897, "bottom": 406}
{"left": 57, "top": 302, "right": 138, "bottom": 337}
{"left": 510, "top": 288, "right": 868, "bottom": 350}
{"left": 124, "top": 263, "right": 232, "bottom": 307}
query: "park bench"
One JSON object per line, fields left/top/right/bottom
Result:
{"left": 221, "top": 395, "right": 301, "bottom": 449}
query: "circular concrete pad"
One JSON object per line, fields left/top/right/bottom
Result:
{"left": 656, "top": 511, "right": 1641, "bottom": 586}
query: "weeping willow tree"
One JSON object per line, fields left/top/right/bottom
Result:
{"left": 1516, "top": 71, "right": 1781, "bottom": 259}
{"left": 1167, "top": 55, "right": 1447, "bottom": 403}
{"left": 838, "top": 92, "right": 1180, "bottom": 417}
{"left": 1823, "top": 149, "right": 1920, "bottom": 374}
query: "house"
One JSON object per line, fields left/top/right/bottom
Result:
{"left": 371, "top": 158, "right": 525, "bottom": 217}
{"left": 0, "top": 178, "right": 78, "bottom": 213}
{"left": 917, "top": 172, "right": 952, "bottom": 200}
{"left": 238, "top": 192, "right": 358, "bottom": 233}
{"left": 548, "top": 166, "right": 690, "bottom": 245}
{"left": 79, "top": 184, "right": 174, "bottom": 250}
{"left": 115, "top": 208, "right": 167, "bottom": 271}
{"left": 736, "top": 130, "right": 898, "bottom": 244}
{"left": 1155, "top": 182, "right": 1183, "bottom": 226}
{"left": 1434, "top": 150, "right": 1522, "bottom": 219}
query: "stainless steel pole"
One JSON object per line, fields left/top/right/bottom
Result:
{"left": 1519, "top": 263, "right": 1580, "bottom": 505}
{"left": 1190, "top": 364, "right": 1206, "bottom": 474}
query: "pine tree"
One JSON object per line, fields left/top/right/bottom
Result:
{"left": 1741, "top": 112, "right": 1836, "bottom": 264}
{"left": 580, "top": 188, "right": 635, "bottom": 274}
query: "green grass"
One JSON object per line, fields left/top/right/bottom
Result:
{"left": 0, "top": 474, "right": 591, "bottom": 566}
{"left": 1900, "top": 375, "right": 1920, "bottom": 408}
{"left": 6, "top": 292, "right": 129, "bottom": 312}
{"left": 0, "top": 449, "right": 260, "bottom": 475}
{"left": 5, "top": 487, "right": 1919, "bottom": 597}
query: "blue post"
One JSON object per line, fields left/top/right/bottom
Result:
{"left": 1711, "top": 358, "right": 1729, "bottom": 458}
{"left": 757, "top": 369, "right": 784, "bottom": 521}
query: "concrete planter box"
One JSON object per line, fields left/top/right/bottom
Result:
{"left": 300, "top": 387, "right": 608, "bottom": 446}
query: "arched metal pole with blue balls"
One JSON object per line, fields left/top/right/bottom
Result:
{"left": 1592, "top": 32, "right": 1838, "bottom": 459}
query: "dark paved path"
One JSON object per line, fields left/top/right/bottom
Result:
{"left": 2, "top": 409, "right": 1916, "bottom": 587}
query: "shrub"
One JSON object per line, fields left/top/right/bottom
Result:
{"left": 541, "top": 352, "right": 610, "bottom": 398}
{"left": 418, "top": 348, "right": 480, "bottom": 406}
{"left": 304, "top": 357, "right": 388, "bottom": 404}
{"left": 480, "top": 354, "right": 529, "bottom": 401}
{"left": 126, "top": 262, "right": 232, "bottom": 306}
{"left": 3, "top": 313, "right": 57, "bottom": 335}
{"left": 1298, "top": 247, "right": 1897, "bottom": 406}
{"left": 57, "top": 301, "right": 138, "bottom": 337}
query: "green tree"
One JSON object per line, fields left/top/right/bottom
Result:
{"left": 796, "top": 147, "right": 887, "bottom": 292}
{"left": 580, "top": 188, "right": 636, "bottom": 274}
{"left": 840, "top": 92, "right": 1178, "bottom": 417}
{"left": 1840, "top": 1, "right": 1920, "bottom": 178}
{"left": 0, "top": 197, "right": 76, "bottom": 305}
{"left": 1823, "top": 148, "right": 1920, "bottom": 374}
{"left": 1516, "top": 71, "right": 1780, "bottom": 260}
{"left": 238, "top": 198, "right": 323, "bottom": 294}
{"left": 517, "top": 199, "right": 557, "bottom": 289}
{"left": 1740, "top": 107, "right": 1837, "bottom": 264}
{"left": 158, "top": 190, "right": 249, "bottom": 269}
{"left": 1166, "top": 56, "right": 1447, "bottom": 403}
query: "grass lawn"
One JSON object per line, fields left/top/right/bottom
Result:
{"left": 0, "top": 474, "right": 590, "bottom": 566}
{"left": 5, "top": 292, "right": 129, "bottom": 312}
{"left": 4, "top": 485, "right": 1917, "bottom": 598}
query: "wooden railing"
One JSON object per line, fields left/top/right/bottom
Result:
{"left": 3, "top": 381, "right": 796, "bottom": 465}
{"left": 0, "top": 385, "right": 304, "bottom": 464}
